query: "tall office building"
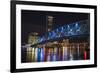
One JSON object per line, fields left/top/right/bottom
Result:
{"left": 46, "top": 16, "right": 54, "bottom": 32}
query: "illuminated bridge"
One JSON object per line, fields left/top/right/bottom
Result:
{"left": 30, "top": 20, "right": 89, "bottom": 47}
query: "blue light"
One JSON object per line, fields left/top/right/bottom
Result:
{"left": 61, "top": 27, "right": 63, "bottom": 30}
{"left": 49, "top": 32, "right": 51, "bottom": 36}
{"left": 68, "top": 25, "right": 70, "bottom": 29}
{"left": 75, "top": 23, "right": 78, "bottom": 27}
{"left": 40, "top": 48, "right": 44, "bottom": 62}
{"left": 37, "top": 48, "right": 41, "bottom": 62}
{"left": 50, "top": 31, "right": 56, "bottom": 38}
{"left": 69, "top": 29, "right": 74, "bottom": 35}
{"left": 35, "top": 20, "right": 89, "bottom": 44}
{"left": 70, "top": 29, "right": 72, "bottom": 32}
{"left": 75, "top": 23, "right": 80, "bottom": 29}
{"left": 77, "top": 28, "right": 80, "bottom": 31}
{"left": 74, "top": 22, "right": 81, "bottom": 35}
{"left": 56, "top": 29, "right": 58, "bottom": 32}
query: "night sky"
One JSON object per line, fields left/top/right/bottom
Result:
{"left": 21, "top": 10, "right": 89, "bottom": 44}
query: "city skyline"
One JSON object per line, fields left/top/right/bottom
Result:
{"left": 21, "top": 10, "right": 89, "bottom": 44}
